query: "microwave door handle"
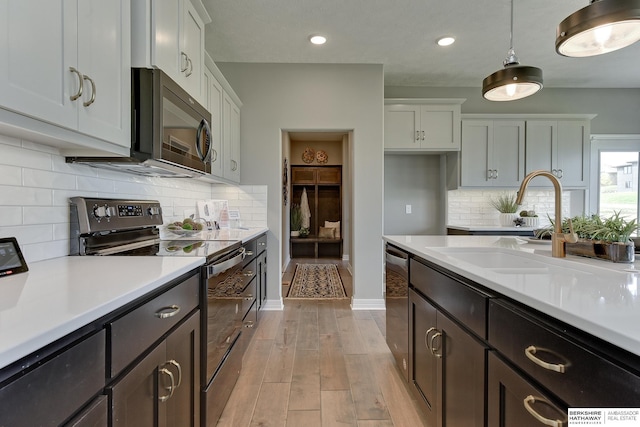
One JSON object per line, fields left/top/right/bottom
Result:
{"left": 196, "top": 119, "right": 212, "bottom": 162}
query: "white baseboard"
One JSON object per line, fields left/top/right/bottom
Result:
{"left": 350, "top": 298, "right": 385, "bottom": 310}
{"left": 262, "top": 299, "right": 284, "bottom": 311}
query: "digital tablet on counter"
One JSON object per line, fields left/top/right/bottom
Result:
{"left": 0, "top": 237, "right": 28, "bottom": 277}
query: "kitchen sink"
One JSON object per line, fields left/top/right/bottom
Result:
{"left": 432, "top": 247, "right": 596, "bottom": 276}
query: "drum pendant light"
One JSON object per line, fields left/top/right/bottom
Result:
{"left": 556, "top": 0, "right": 640, "bottom": 57}
{"left": 482, "top": 0, "right": 543, "bottom": 101}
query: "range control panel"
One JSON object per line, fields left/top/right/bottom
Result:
{"left": 70, "top": 197, "right": 164, "bottom": 234}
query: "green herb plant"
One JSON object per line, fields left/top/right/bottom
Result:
{"left": 489, "top": 193, "right": 519, "bottom": 214}
{"left": 536, "top": 212, "right": 638, "bottom": 244}
{"left": 290, "top": 204, "right": 302, "bottom": 232}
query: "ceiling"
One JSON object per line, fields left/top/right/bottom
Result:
{"left": 201, "top": 0, "right": 640, "bottom": 89}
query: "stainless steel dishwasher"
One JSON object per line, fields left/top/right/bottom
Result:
{"left": 385, "top": 243, "right": 409, "bottom": 381}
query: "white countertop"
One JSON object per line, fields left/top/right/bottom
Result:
{"left": 0, "top": 256, "right": 204, "bottom": 369}
{"left": 384, "top": 235, "right": 640, "bottom": 356}
{"left": 447, "top": 225, "right": 538, "bottom": 232}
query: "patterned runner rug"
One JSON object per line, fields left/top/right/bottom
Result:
{"left": 287, "top": 263, "right": 347, "bottom": 299}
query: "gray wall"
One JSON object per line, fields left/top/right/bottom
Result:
{"left": 385, "top": 86, "right": 640, "bottom": 134}
{"left": 218, "top": 63, "right": 385, "bottom": 307}
{"left": 384, "top": 154, "right": 444, "bottom": 235}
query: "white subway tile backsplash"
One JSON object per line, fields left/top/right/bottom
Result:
{"left": 0, "top": 207, "right": 22, "bottom": 226}
{"left": 23, "top": 168, "right": 76, "bottom": 189}
{"left": 0, "top": 135, "right": 268, "bottom": 263}
{"left": 0, "top": 165, "right": 22, "bottom": 186}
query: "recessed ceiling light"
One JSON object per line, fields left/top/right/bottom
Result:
{"left": 309, "top": 35, "right": 327, "bottom": 45}
{"left": 437, "top": 36, "right": 455, "bottom": 47}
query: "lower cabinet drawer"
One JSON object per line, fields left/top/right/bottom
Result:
{"left": 0, "top": 330, "right": 106, "bottom": 427}
{"left": 488, "top": 352, "right": 567, "bottom": 427}
{"left": 109, "top": 273, "right": 199, "bottom": 377}
{"left": 410, "top": 258, "right": 489, "bottom": 339}
{"left": 489, "top": 300, "right": 640, "bottom": 407}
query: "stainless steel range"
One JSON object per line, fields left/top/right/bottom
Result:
{"left": 69, "top": 197, "right": 252, "bottom": 427}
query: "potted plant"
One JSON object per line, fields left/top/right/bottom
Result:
{"left": 290, "top": 204, "right": 302, "bottom": 237}
{"left": 537, "top": 212, "right": 638, "bottom": 263}
{"left": 489, "top": 193, "right": 519, "bottom": 227}
{"left": 298, "top": 227, "right": 310, "bottom": 238}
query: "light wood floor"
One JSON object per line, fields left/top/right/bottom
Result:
{"left": 218, "top": 260, "right": 428, "bottom": 426}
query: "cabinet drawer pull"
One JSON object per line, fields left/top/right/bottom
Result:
{"left": 158, "top": 367, "right": 176, "bottom": 402}
{"left": 165, "top": 359, "right": 182, "bottom": 388}
{"left": 69, "top": 67, "right": 83, "bottom": 101}
{"left": 523, "top": 395, "right": 564, "bottom": 427}
{"left": 244, "top": 320, "right": 255, "bottom": 328}
{"left": 245, "top": 250, "right": 254, "bottom": 256}
{"left": 244, "top": 294, "right": 254, "bottom": 300}
{"left": 155, "top": 305, "right": 181, "bottom": 319}
{"left": 421, "top": 130, "right": 425, "bottom": 140}
{"left": 525, "top": 346, "right": 566, "bottom": 373}
{"left": 430, "top": 331, "right": 443, "bottom": 358}
{"left": 416, "top": 130, "right": 420, "bottom": 141}
{"left": 243, "top": 270, "right": 254, "bottom": 277}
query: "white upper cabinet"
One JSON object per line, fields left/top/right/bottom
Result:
{"left": 460, "top": 120, "right": 525, "bottom": 187}
{"left": 222, "top": 92, "right": 241, "bottom": 183}
{"left": 525, "top": 119, "right": 591, "bottom": 188}
{"left": 384, "top": 99, "right": 465, "bottom": 151}
{"left": 203, "top": 55, "right": 242, "bottom": 184}
{"left": 132, "top": 0, "right": 210, "bottom": 104}
{"left": 0, "top": 0, "right": 131, "bottom": 150}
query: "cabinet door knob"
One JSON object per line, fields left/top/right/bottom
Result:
{"left": 158, "top": 367, "right": 176, "bottom": 402}
{"left": 523, "top": 395, "right": 565, "bottom": 427}
{"left": 524, "top": 346, "right": 566, "bottom": 373}
{"left": 69, "top": 67, "right": 83, "bottom": 101}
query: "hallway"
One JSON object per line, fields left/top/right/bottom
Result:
{"left": 217, "top": 299, "right": 428, "bottom": 426}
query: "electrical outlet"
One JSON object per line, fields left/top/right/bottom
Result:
{"left": 405, "top": 204, "right": 412, "bottom": 214}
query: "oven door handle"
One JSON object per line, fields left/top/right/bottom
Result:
{"left": 207, "top": 247, "right": 246, "bottom": 278}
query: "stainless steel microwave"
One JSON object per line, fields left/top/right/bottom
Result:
{"left": 67, "top": 68, "right": 213, "bottom": 178}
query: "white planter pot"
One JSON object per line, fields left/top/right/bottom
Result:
{"left": 523, "top": 217, "right": 540, "bottom": 228}
{"left": 290, "top": 231, "right": 300, "bottom": 237}
{"left": 499, "top": 213, "right": 518, "bottom": 227}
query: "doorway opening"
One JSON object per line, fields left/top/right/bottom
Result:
{"left": 281, "top": 130, "right": 353, "bottom": 296}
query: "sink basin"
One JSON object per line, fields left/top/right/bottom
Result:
{"left": 435, "top": 247, "right": 549, "bottom": 269}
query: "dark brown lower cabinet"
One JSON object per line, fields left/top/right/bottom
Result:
{"left": 66, "top": 395, "right": 108, "bottom": 426}
{"left": 488, "top": 352, "right": 568, "bottom": 427}
{"left": 409, "top": 288, "right": 486, "bottom": 427}
{"left": 109, "top": 312, "right": 200, "bottom": 427}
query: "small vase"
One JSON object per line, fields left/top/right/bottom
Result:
{"left": 499, "top": 213, "right": 518, "bottom": 227}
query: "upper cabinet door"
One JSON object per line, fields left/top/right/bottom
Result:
{"left": 384, "top": 100, "right": 463, "bottom": 151}
{"left": 460, "top": 120, "right": 492, "bottom": 187}
{"left": 179, "top": 0, "right": 204, "bottom": 99}
{"left": 420, "top": 104, "right": 460, "bottom": 150}
{"left": 555, "top": 120, "right": 589, "bottom": 188}
{"left": 0, "top": 0, "right": 78, "bottom": 129}
{"left": 384, "top": 105, "right": 420, "bottom": 150}
{"left": 77, "top": 0, "right": 130, "bottom": 146}
{"left": 0, "top": 0, "right": 130, "bottom": 148}
{"left": 492, "top": 120, "right": 525, "bottom": 187}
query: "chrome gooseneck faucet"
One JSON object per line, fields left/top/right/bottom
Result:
{"left": 516, "top": 170, "right": 578, "bottom": 258}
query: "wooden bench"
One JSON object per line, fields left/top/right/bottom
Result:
{"left": 290, "top": 237, "right": 342, "bottom": 258}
